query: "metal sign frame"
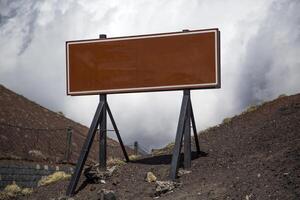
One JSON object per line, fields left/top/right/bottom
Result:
{"left": 66, "top": 28, "right": 220, "bottom": 95}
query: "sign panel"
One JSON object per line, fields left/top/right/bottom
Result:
{"left": 66, "top": 28, "right": 220, "bottom": 95}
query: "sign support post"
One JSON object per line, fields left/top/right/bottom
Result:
{"left": 99, "top": 94, "right": 107, "bottom": 169}
{"left": 99, "top": 34, "right": 108, "bottom": 169}
{"left": 66, "top": 98, "right": 129, "bottom": 196}
{"left": 66, "top": 102, "right": 105, "bottom": 196}
{"left": 169, "top": 90, "right": 201, "bottom": 180}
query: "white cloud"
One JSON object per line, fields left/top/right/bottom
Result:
{"left": 0, "top": 0, "right": 299, "bottom": 150}
{"left": 236, "top": 0, "right": 300, "bottom": 107}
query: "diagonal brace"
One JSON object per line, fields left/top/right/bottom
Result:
{"left": 106, "top": 104, "right": 129, "bottom": 162}
{"left": 66, "top": 102, "right": 105, "bottom": 196}
{"left": 190, "top": 102, "right": 200, "bottom": 154}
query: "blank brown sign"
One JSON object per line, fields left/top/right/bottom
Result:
{"left": 66, "top": 29, "right": 220, "bottom": 95}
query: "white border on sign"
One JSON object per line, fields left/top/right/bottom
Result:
{"left": 66, "top": 29, "right": 219, "bottom": 95}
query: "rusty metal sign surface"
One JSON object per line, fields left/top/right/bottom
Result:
{"left": 66, "top": 29, "right": 220, "bottom": 95}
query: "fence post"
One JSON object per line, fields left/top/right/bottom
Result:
{"left": 36, "top": 130, "right": 39, "bottom": 149}
{"left": 134, "top": 141, "right": 138, "bottom": 155}
{"left": 65, "top": 127, "right": 72, "bottom": 162}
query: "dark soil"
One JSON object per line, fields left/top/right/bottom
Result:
{"left": 15, "top": 93, "right": 300, "bottom": 200}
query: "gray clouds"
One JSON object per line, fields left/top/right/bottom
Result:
{"left": 0, "top": 1, "right": 38, "bottom": 55}
{"left": 237, "top": 0, "right": 300, "bottom": 109}
{"left": 0, "top": 0, "right": 299, "bottom": 151}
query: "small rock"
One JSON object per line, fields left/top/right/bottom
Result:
{"left": 100, "top": 180, "right": 106, "bottom": 184}
{"left": 98, "top": 189, "right": 116, "bottom": 200}
{"left": 84, "top": 164, "right": 117, "bottom": 183}
{"left": 52, "top": 196, "right": 74, "bottom": 200}
{"left": 245, "top": 194, "right": 253, "bottom": 200}
{"left": 178, "top": 169, "right": 191, "bottom": 176}
{"left": 107, "top": 165, "right": 117, "bottom": 175}
{"left": 28, "top": 149, "right": 47, "bottom": 160}
{"left": 257, "top": 173, "right": 261, "bottom": 178}
{"left": 146, "top": 172, "right": 157, "bottom": 183}
{"left": 36, "top": 164, "right": 41, "bottom": 170}
{"left": 155, "top": 181, "right": 181, "bottom": 196}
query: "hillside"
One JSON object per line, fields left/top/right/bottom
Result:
{"left": 17, "top": 93, "right": 300, "bottom": 199}
{"left": 0, "top": 84, "right": 133, "bottom": 165}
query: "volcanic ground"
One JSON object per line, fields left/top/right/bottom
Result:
{"left": 8, "top": 93, "right": 299, "bottom": 200}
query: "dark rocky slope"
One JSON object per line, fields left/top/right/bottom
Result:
{"left": 0, "top": 84, "right": 132, "bottom": 165}
{"left": 15, "top": 93, "right": 300, "bottom": 199}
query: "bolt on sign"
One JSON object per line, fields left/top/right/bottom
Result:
{"left": 66, "top": 29, "right": 220, "bottom": 95}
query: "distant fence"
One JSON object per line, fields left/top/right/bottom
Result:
{"left": 126, "top": 141, "right": 149, "bottom": 156}
{"left": 0, "top": 122, "right": 87, "bottom": 164}
{"left": 0, "top": 162, "right": 74, "bottom": 189}
{"left": 0, "top": 122, "right": 140, "bottom": 163}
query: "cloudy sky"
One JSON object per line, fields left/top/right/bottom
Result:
{"left": 0, "top": 0, "right": 299, "bottom": 151}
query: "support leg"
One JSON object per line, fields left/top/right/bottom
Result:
{"left": 66, "top": 102, "right": 104, "bottom": 196}
{"left": 190, "top": 102, "right": 200, "bottom": 154}
{"left": 184, "top": 97, "right": 191, "bottom": 169}
{"left": 106, "top": 103, "right": 129, "bottom": 162}
{"left": 99, "top": 94, "right": 107, "bottom": 170}
{"left": 169, "top": 90, "right": 190, "bottom": 180}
